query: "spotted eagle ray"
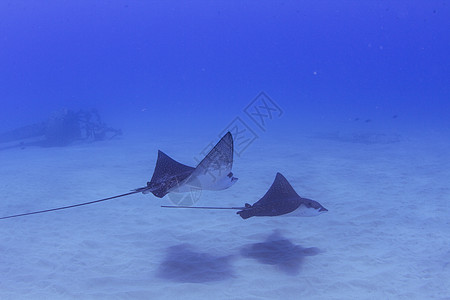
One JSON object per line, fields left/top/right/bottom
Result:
{"left": 0, "top": 132, "right": 237, "bottom": 220}
{"left": 162, "top": 172, "right": 327, "bottom": 219}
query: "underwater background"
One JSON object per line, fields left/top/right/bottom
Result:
{"left": 1, "top": 1, "right": 449, "bottom": 137}
{"left": 1, "top": 1, "right": 449, "bottom": 299}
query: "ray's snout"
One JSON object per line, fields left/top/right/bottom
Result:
{"left": 229, "top": 172, "right": 238, "bottom": 184}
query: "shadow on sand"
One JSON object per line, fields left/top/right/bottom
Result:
{"left": 240, "top": 231, "right": 321, "bottom": 275}
{"left": 157, "top": 231, "right": 321, "bottom": 282}
{"left": 156, "top": 244, "right": 234, "bottom": 283}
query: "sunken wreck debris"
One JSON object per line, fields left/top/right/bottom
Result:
{"left": 0, "top": 109, "right": 122, "bottom": 150}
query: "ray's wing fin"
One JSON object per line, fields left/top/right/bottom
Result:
{"left": 144, "top": 150, "right": 195, "bottom": 198}
{"left": 183, "top": 132, "right": 237, "bottom": 191}
{"left": 237, "top": 173, "right": 301, "bottom": 219}
{"left": 255, "top": 173, "right": 300, "bottom": 206}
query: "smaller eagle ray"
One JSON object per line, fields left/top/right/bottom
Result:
{"left": 0, "top": 132, "right": 237, "bottom": 220}
{"left": 162, "top": 172, "right": 328, "bottom": 219}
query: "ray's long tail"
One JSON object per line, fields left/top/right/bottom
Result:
{"left": 0, "top": 190, "right": 141, "bottom": 220}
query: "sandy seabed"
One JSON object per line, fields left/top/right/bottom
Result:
{"left": 0, "top": 131, "right": 449, "bottom": 300}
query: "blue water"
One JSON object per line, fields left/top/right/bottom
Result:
{"left": 1, "top": 1, "right": 449, "bottom": 136}
{"left": 1, "top": 1, "right": 449, "bottom": 299}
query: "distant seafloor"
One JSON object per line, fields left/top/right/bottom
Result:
{"left": 0, "top": 124, "right": 449, "bottom": 299}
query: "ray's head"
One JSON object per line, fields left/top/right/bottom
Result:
{"left": 294, "top": 197, "right": 328, "bottom": 217}
{"left": 214, "top": 172, "right": 238, "bottom": 190}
